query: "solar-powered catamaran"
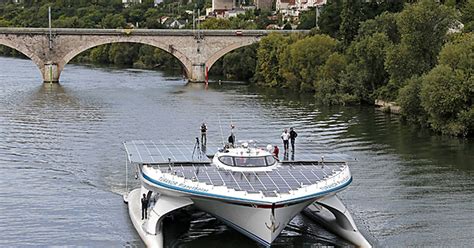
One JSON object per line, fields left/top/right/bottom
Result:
{"left": 123, "top": 140, "right": 371, "bottom": 248}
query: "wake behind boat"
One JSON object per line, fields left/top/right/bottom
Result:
{"left": 123, "top": 140, "right": 371, "bottom": 247}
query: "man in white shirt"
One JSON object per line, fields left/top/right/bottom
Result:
{"left": 281, "top": 129, "right": 290, "bottom": 151}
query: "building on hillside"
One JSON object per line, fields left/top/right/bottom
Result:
{"left": 277, "top": 0, "right": 327, "bottom": 11}
{"left": 276, "top": 0, "right": 299, "bottom": 18}
{"left": 255, "top": 0, "right": 272, "bottom": 10}
{"left": 296, "top": 0, "right": 326, "bottom": 11}
{"left": 276, "top": 0, "right": 326, "bottom": 21}
{"left": 212, "top": 0, "right": 235, "bottom": 12}
{"left": 163, "top": 18, "right": 187, "bottom": 29}
{"left": 266, "top": 24, "right": 281, "bottom": 30}
{"left": 0, "top": 0, "right": 23, "bottom": 3}
{"left": 276, "top": 0, "right": 295, "bottom": 11}
{"left": 224, "top": 9, "right": 246, "bottom": 18}
{"left": 123, "top": 0, "right": 142, "bottom": 7}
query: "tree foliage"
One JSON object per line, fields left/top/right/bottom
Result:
{"left": 461, "top": 0, "right": 474, "bottom": 32}
{"left": 346, "top": 32, "right": 392, "bottom": 102}
{"left": 398, "top": 33, "right": 474, "bottom": 136}
{"left": 281, "top": 34, "right": 338, "bottom": 92}
{"left": 254, "top": 33, "right": 292, "bottom": 87}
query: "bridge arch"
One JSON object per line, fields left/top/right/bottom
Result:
{"left": 205, "top": 38, "right": 258, "bottom": 71}
{"left": 0, "top": 38, "right": 46, "bottom": 77}
{"left": 60, "top": 38, "right": 192, "bottom": 79}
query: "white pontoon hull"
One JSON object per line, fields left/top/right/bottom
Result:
{"left": 138, "top": 167, "right": 355, "bottom": 246}
{"left": 193, "top": 198, "right": 315, "bottom": 246}
{"left": 140, "top": 175, "right": 317, "bottom": 245}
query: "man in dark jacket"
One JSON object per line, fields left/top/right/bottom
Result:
{"left": 289, "top": 127, "right": 298, "bottom": 151}
{"left": 200, "top": 123, "right": 207, "bottom": 146}
{"left": 141, "top": 193, "right": 149, "bottom": 220}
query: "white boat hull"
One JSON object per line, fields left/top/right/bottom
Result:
{"left": 137, "top": 167, "right": 355, "bottom": 246}
{"left": 141, "top": 178, "right": 317, "bottom": 246}
{"left": 303, "top": 195, "right": 372, "bottom": 248}
{"left": 126, "top": 188, "right": 163, "bottom": 248}
{"left": 126, "top": 188, "right": 193, "bottom": 248}
{"left": 193, "top": 197, "right": 315, "bottom": 246}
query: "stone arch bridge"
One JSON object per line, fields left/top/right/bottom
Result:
{"left": 0, "top": 28, "right": 303, "bottom": 83}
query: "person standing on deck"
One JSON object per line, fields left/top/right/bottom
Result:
{"left": 141, "top": 193, "right": 149, "bottom": 220}
{"left": 273, "top": 145, "right": 280, "bottom": 160}
{"left": 200, "top": 123, "right": 207, "bottom": 146}
{"left": 228, "top": 124, "right": 236, "bottom": 147}
{"left": 281, "top": 129, "right": 290, "bottom": 151}
{"left": 289, "top": 127, "right": 298, "bottom": 151}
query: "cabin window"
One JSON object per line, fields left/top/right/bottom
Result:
{"left": 234, "top": 157, "right": 267, "bottom": 167}
{"left": 266, "top": 156, "right": 276, "bottom": 165}
{"left": 218, "top": 156, "right": 234, "bottom": 166}
{"left": 219, "top": 155, "right": 277, "bottom": 167}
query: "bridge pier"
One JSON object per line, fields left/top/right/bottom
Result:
{"left": 189, "top": 63, "right": 206, "bottom": 83}
{"left": 42, "top": 63, "right": 60, "bottom": 83}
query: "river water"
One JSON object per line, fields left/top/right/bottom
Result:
{"left": 0, "top": 56, "right": 472, "bottom": 247}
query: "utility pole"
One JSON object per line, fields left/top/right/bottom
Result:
{"left": 197, "top": 8, "right": 201, "bottom": 40}
{"left": 48, "top": 6, "right": 52, "bottom": 49}
{"left": 193, "top": 4, "right": 196, "bottom": 31}
{"left": 315, "top": 5, "right": 320, "bottom": 29}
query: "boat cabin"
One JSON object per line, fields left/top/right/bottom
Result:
{"left": 213, "top": 142, "right": 278, "bottom": 172}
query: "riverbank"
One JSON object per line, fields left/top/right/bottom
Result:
{"left": 374, "top": 100, "right": 400, "bottom": 114}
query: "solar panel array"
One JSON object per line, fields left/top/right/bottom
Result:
{"left": 124, "top": 140, "right": 347, "bottom": 164}
{"left": 152, "top": 161, "right": 346, "bottom": 196}
{"left": 124, "top": 140, "right": 348, "bottom": 195}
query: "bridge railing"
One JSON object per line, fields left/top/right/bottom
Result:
{"left": 0, "top": 27, "right": 310, "bottom": 36}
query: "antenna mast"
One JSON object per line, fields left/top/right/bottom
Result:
{"left": 218, "top": 114, "right": 225, "bottom": 146}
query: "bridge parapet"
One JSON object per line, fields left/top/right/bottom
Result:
{"left": 0, "top": 28, "right": 306, "bottom": 36}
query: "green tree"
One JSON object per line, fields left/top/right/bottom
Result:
{"left": 255, "top": 33, "right": 292, "bottom": 87}
{"left": 200, "top": 18, "right": 232, "bottom": 29}
{"left": 0, "top": 17, "right": 11, "bottom": 27}
{"left": 52, "top": 16, "right": 86, "bottom": 28}
{"left": 221, "top": 45, "right": 257, "bottom": 80}
{"left": 314, "top": 52, "right": 354, "bottom": 105}
{"left": 339, "top": 0, "right": 364, "bottom": 46}
{"left": 385, "top": 0, "right": 456, "bottom": 90}
{"left": 397, "top": 76, "right": 428, "bottom": 125}
{"left": 420, "top": 65, "right": 471, "bottom": 136}
{"left": 101, "top": 13, "right": 126, "bottom": 28}
{"left": 297, "top": 8, "right": 316, "bottom": 30}
{"left": 419, "top": 33, "right": 474, "bottom": 136}
{"left": 109, "top": 43, "right": 139, "bottom": 65}
{"left": 89, "top": 44, "right": 111, "bottom": 64}
{"left": 318, "top": 0, "right": 343, "bottom": 38}
{"left": 358, "top": 12, "right": 399, "bottom": 43}
{"left": 280, "top": 34, "right": 338, "bottom": 92}
{"left": 346, "top": 32, "right": 392, "bottom": 102}
{"left": 461, "top": 0, "right": 474, "bottom": 32}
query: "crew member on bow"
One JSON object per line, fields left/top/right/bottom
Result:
{"left": 289, "top": 127, "right": 298, "bottom": 152}
{"left": 141, "top": 193, "right": 149, "bottom": 220}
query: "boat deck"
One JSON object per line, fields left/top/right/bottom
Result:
{"left": 153, "top": 161, "right": 345, "bottom": 196}
{"left": 124, "top": 140, "right": 349, "bottom": 195}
